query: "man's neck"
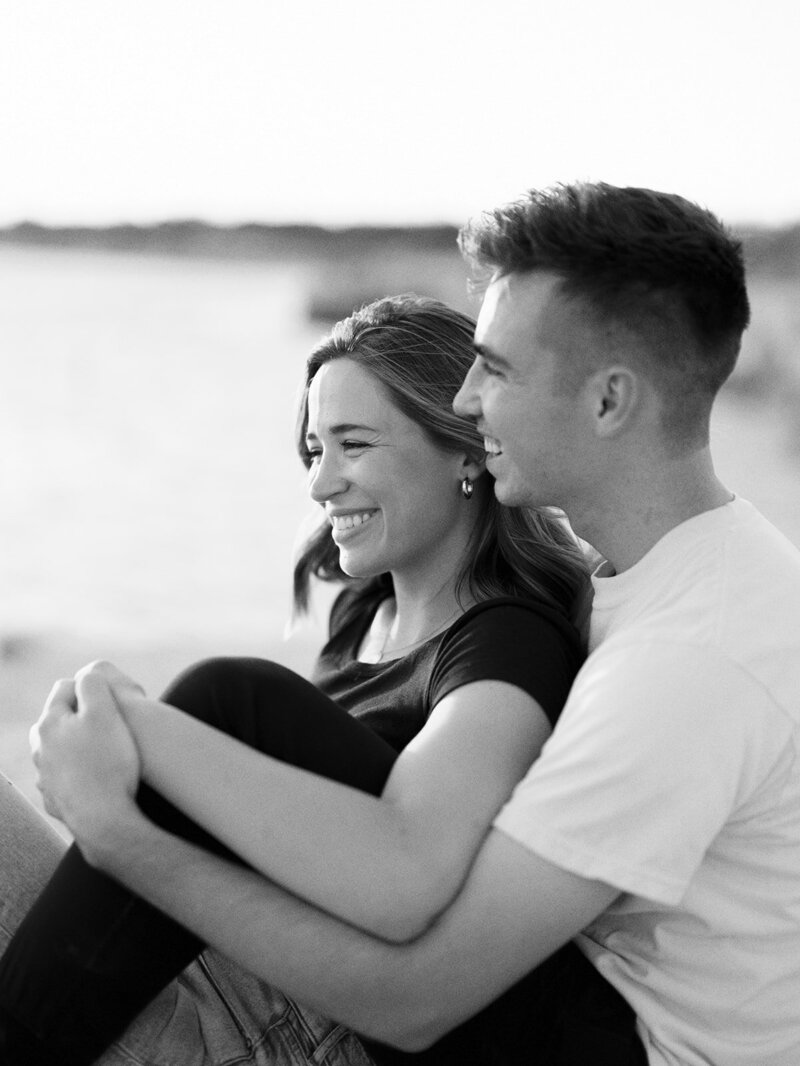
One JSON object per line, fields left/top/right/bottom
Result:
{"left": 578, "top": 449, "right": 734, "bottom": 574}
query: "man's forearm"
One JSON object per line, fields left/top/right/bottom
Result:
{"left": 84, "top": 806, "right": 430, "bottom": 1046}
{"left": 83, "top": 804, "right": 615, "bottom": 1050}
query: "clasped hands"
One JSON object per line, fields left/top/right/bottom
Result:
{"left": 30, "top": 661, "right": 148, "bottom": 850}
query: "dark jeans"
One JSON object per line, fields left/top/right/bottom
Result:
{"left": 0, "top": 657, "right": 645, "bottom": 1066}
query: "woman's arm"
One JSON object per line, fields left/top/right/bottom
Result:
{"left": 112, "top": 674, "right": 550, "bottom": 941}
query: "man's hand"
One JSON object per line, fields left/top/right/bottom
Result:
{"left": 75, "top": 658, "right": 147, "bottom": 702}
{"left": 30, "top": 670, "right": 142, "bottom": 853}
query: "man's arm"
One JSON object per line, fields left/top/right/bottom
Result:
{"left": 85, "top": 802, "right": 616, "bottom": 1049}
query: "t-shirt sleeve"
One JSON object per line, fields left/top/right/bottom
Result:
{"left": 426, "top": 602, "right": 582, "bottom": 727}
{"left": 494, "top": 638, "right": 790, "bottom": 903}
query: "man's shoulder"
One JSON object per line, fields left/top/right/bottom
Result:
{"left": 594, "top": 500, "right": 800, "bottom": 660}
{"left": 578, "top": 616, "right": 800, "bottom": 734}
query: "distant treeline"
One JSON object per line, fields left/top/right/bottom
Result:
{"left": 0, "top": 220, "right": 461, "bottom": 262}
{"left": 1, "top": 218, "right": 798, "bottom": 276}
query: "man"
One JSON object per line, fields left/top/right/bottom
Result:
{"left": 14, "top": 183, "right": 800, "bottom": 1064}
{"left": 447, "top": 183, "right": 800, "bottom": 1062}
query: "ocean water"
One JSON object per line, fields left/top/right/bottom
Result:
{"left": 1, "top": 245, "right": 335, "bottom": 651}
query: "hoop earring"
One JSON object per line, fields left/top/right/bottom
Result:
{"left": 461, "top": 476, "right": 474, "bottom": 500}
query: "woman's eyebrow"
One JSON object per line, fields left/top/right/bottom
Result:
{"left": 304, "top": 422, "right": 379, "bottom": 444}
{"left": 326, "top": 422, "right": 379, "bottom": 435}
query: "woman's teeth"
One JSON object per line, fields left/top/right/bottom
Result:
{"left": 484, "top": 436, "right": 502, "bottom": 456}
{"left": 331, "top": 512, "right": 374, "bottom": 531}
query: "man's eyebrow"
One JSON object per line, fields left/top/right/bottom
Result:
{"left": 472, "top": 343, "right": 512, "bottom": 369}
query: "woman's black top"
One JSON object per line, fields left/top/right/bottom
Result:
{"left": 311, "top": 585, "right": 584, "bottom": 753}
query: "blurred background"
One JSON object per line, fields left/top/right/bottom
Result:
{"left": 2, "top": 0, "right": 799, "bottom": 814}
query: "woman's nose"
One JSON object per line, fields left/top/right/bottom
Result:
{"left": 308, "top": 451, "right": 347, "bottom": 503}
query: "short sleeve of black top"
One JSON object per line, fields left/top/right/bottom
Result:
{"left": 310, "top": 586, "right": 583, "bottom": 753}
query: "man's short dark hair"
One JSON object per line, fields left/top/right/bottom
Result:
{"left": 459, "top": 182, "right": 751, "bottom": 410}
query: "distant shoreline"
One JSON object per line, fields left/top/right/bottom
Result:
{"left": 1, "top": 219, "right": 798, "bottom": 275}
{"left": 0, "top": 221, "right": 462, "bottom": 263}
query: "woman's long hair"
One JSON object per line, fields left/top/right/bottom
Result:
{"left": 293, "top": 294, "right": 590, "bottom": 624}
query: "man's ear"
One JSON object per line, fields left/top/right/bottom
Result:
{"left": 585, "top": 366, "right": 639, "bottom": 438}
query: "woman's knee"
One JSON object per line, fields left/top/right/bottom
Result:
{"left": 162, "top": 656, "right": 245, "bottom": 707}
{"left": 159, "top": 656, "right": 308, "bottom": 741}
{"left": 159, "top": 658, "right": 394, "bottom": 794}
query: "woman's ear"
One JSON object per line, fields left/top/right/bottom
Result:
{"left": 459, "top": 451, "right": 487, "bottom": 482}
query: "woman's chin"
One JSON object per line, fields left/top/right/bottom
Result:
{"left": 338, "top": 553, "right": 379, "bottom": 580}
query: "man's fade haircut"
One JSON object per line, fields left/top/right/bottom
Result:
{"left": 459, "top": 182, "right": 751, "bottom": 439}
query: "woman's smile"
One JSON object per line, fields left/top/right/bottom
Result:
{"left": 329, "top": 510, "right": 378, "bottom": 540}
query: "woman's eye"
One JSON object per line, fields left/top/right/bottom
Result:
{"left": 304, "top": 440, "right": 371, "bottom": 463}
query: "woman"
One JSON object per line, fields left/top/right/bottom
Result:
{"left": 0, "top": 296, "right": 638, "bottom": 1064}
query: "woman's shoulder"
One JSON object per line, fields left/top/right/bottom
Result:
{"left": 426, "top": 594, "right": 585, "bottom": 726}
{"left": 447, "top": 594, "right": 582, "bottom": 651}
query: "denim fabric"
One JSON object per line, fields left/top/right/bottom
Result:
{"left": 0, "top": 775, "right": 374, "bottom": 1066}
{"left": 99, "top": 952, "right": 375, "bottom": 1066}
{"left": 0, "top": 776, "right": 66, "bottom": 947}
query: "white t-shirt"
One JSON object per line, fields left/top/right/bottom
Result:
{"left": 494, "top": 498, "right": 800, "bottom": 1065}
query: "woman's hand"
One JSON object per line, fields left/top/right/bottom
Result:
{"left": 30, "top": 669, "right": 143, "bottom": 858}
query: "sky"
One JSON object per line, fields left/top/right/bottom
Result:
{"left": 1, "top": 0, "right": 799, "bottom": 228}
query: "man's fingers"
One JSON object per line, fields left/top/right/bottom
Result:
{"left": 30, "top": 678, "right": 74, "bottom": 777}
{"left": 75, "top": 670, "right": 118, "bottom": 714}
{"left": 75, "top": 660, "right": 146, "bottom": 698}
{"left": 37, "top": 784, "right": 63, "bottom": 820}
{"left": 32, "top": 679, "right": 77, "bottom": 753}
{"left": 44, "top": 678, "right": 77, "bottom": 715}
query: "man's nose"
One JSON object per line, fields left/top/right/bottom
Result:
{"left": 453, "top": 359, "right": 482, "bottom": 419}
